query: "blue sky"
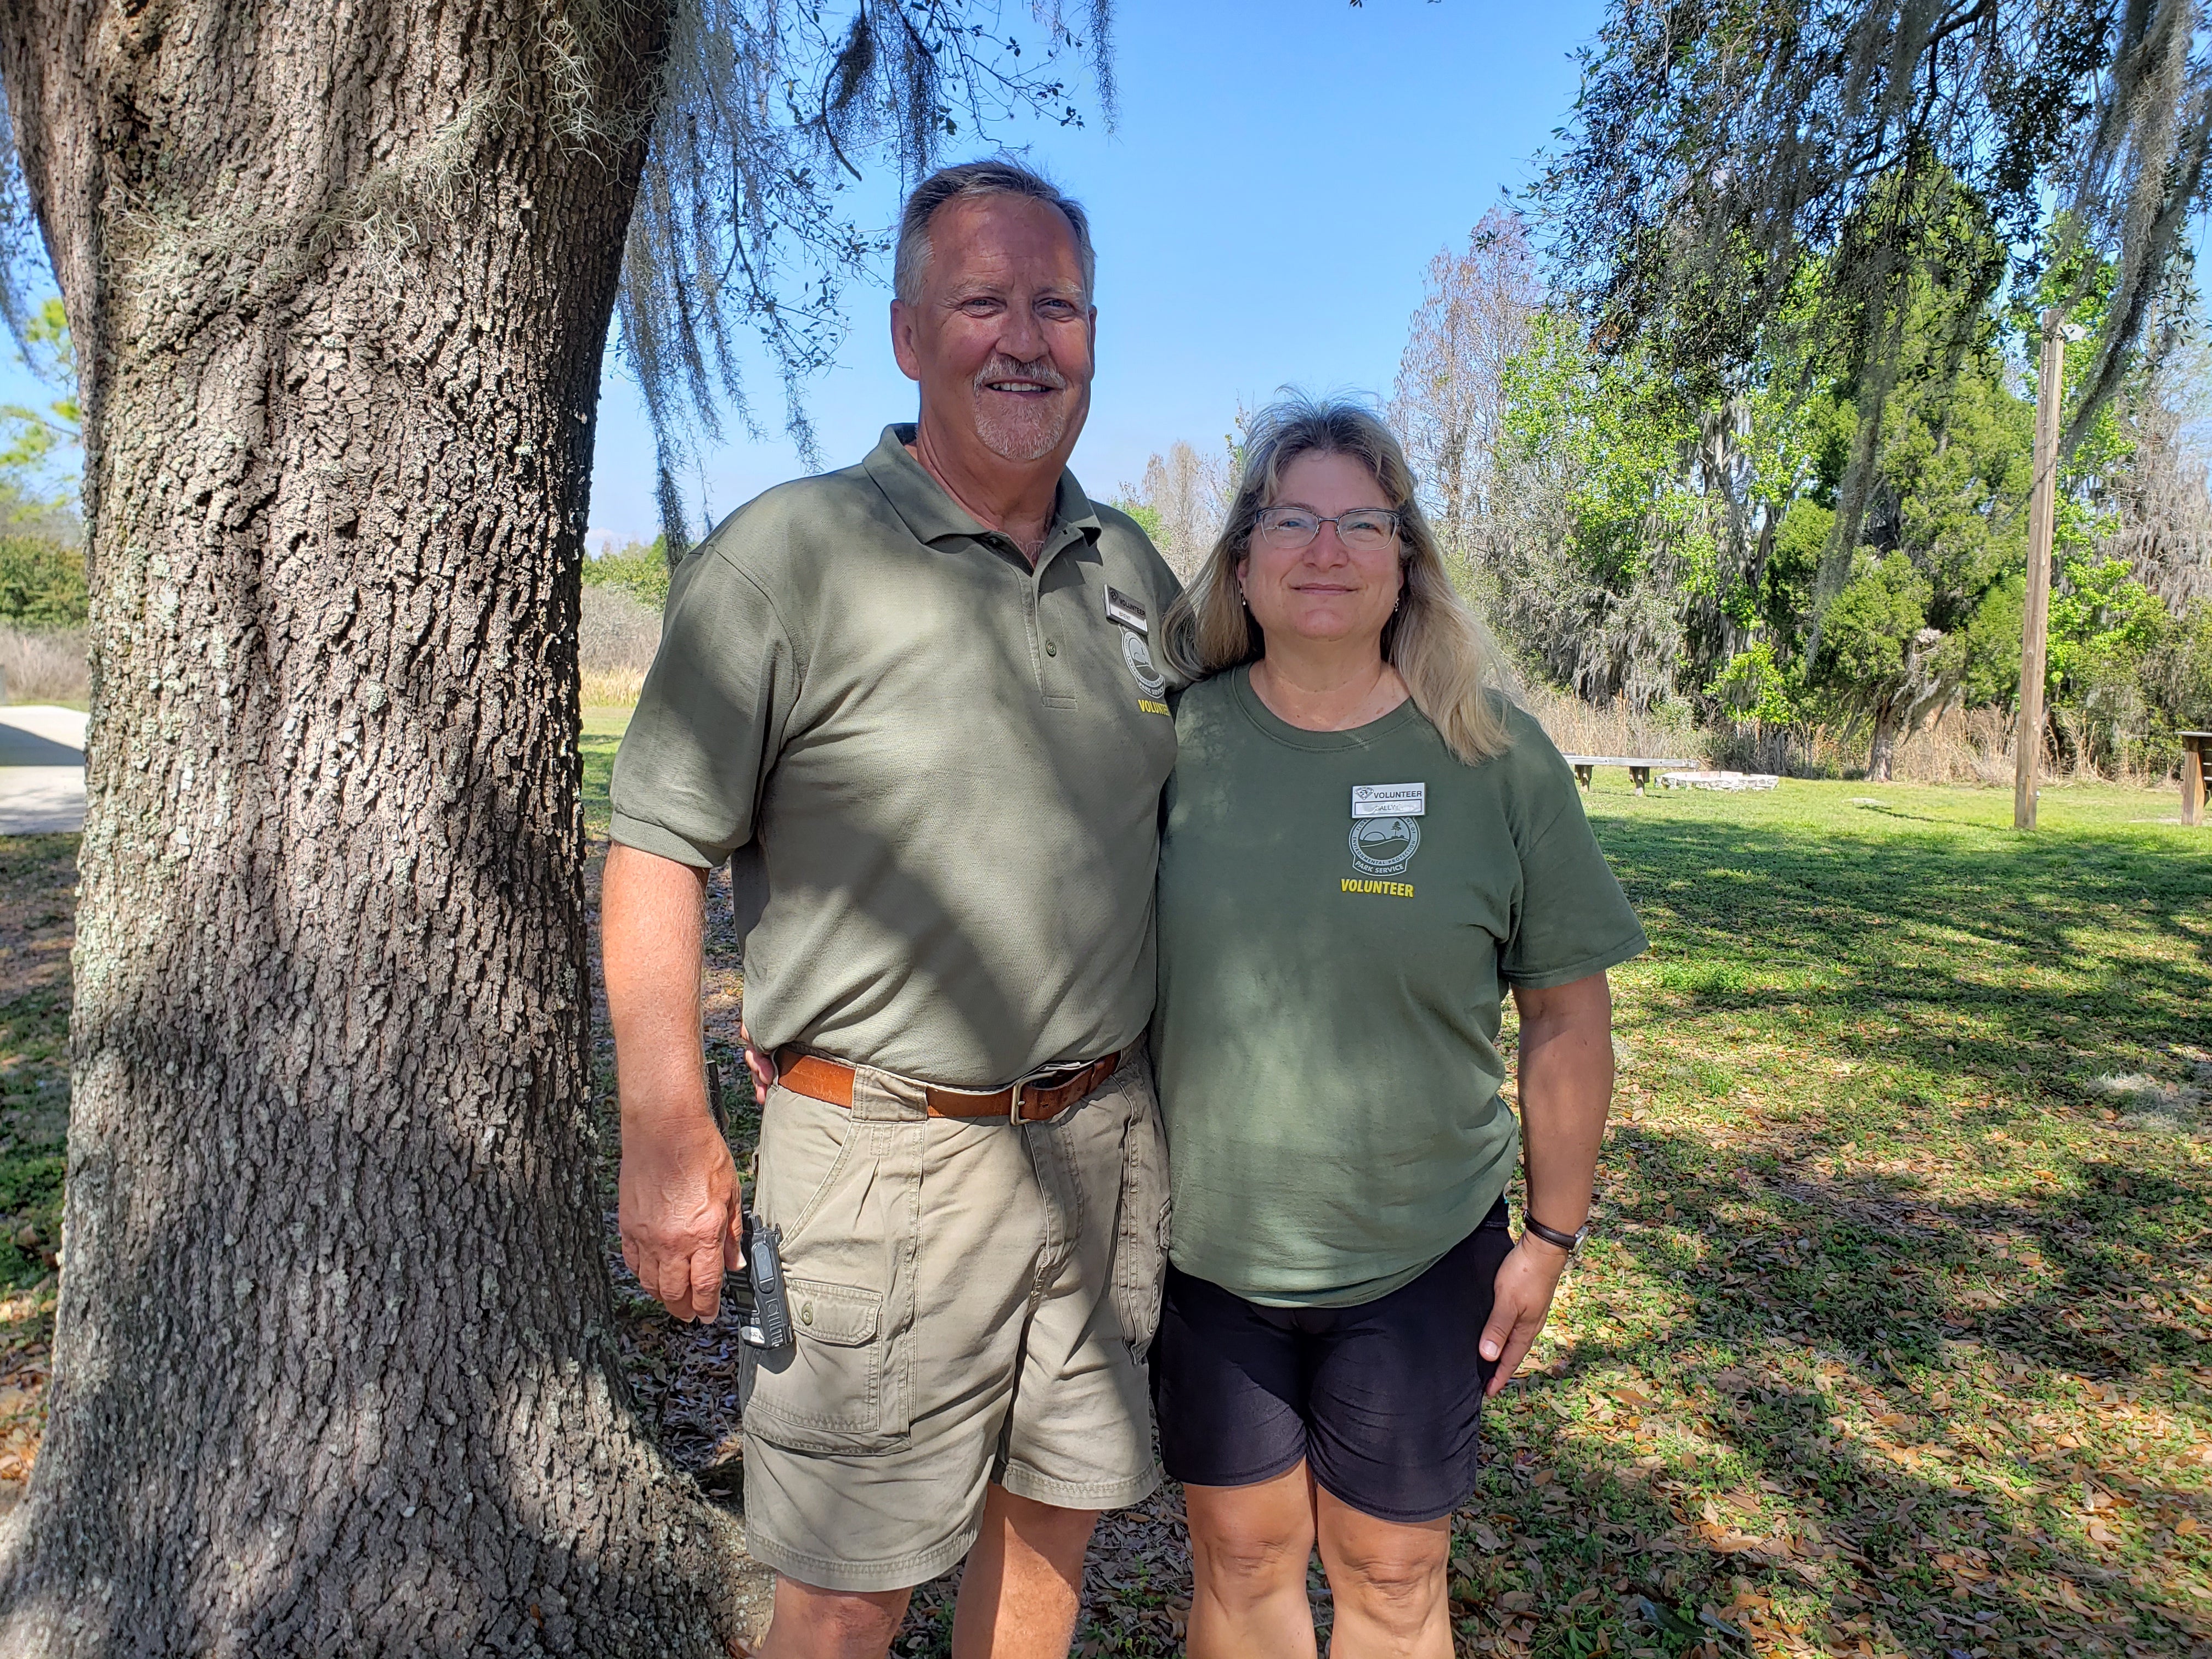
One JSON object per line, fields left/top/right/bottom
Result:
{"left": 1, "top": 1, "right": 1608, "bottom": 539}
{"left": 589, "top": 0, "right": 1606, "bottom": 546}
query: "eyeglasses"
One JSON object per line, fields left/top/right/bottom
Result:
{"left": 1251, "top": 506, "right": 1403, "bottom": 552}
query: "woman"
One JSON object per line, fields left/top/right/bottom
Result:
{"left": 1150, "top": 397, "right": 1645, "bottom": 1659}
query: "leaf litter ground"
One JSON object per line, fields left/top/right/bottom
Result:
{"left": 0, "top": 726, "right": 2200, "bottom": 1657}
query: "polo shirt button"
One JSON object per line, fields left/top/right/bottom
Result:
{"left": 1044, "top": 640, "right": 1058, "bottom": 657}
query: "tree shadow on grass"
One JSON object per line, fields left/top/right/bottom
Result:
{"left": 1456, "top": 808, "right": 2212, "bottom": 1654}
{"left": 1601, "top": 1124, "right": 2212, "bottom": 1382}
{"left": 1599, "top": 811, "right": 2211, "bottom": 992}
{"left": 658, "top": 804, "right": 2212, "bottom": 1656}
{"left": 1481, "top": 1103, "right": 2212, "bottom": 1655}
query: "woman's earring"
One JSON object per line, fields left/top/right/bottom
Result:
{"left": 1238, "top": 586, "right": 1249, "bottom": 608}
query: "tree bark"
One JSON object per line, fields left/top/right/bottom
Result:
{"left": 0, "top": 3, "right": 746, "bottom": 1651}
{"left": 1867, "top": 696, "right": 1900, "bottom": 781}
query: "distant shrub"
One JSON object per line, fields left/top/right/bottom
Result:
{"left": 0, "top": 623, "right": 88, "bottom": 704}
{"left": 0, "top": 537, "right": 87, "bottom": 627}
{"left": 583, "top": 538, "right": 670, "bottom": 610}
{"left": 579, "top": 586, "right": 661, "bottom": 706}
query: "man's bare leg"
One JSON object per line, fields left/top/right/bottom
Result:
{"left": 949, "top": 1483, "right": 1099, "bottom": 1658}
{"left": 758, "top": 1580, "right": 910, "bottom": 1659}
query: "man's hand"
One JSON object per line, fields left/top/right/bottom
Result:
{"left": 603, "top": 842, "right": 738, "bottom": 1323}
{"left": 1478, "top": 1236, "right": 1571, "bottom": 1397}
{"left": 619, "top": 1109, "right": 745, "bottom": 1323}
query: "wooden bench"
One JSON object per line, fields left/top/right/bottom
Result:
{"left": 2183, "top": 731, "right": 2210, "bottom": 827}
{"left": 1562, "top": 754, "right": 1695, "bottom": 797}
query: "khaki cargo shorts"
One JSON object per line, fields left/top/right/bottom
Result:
{"left": 738, "top": 1045, "right": 1170, "bottom": 1593}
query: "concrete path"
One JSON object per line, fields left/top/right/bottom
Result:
{"left": 0, "top": 706, "right": 86, "bottom": 833}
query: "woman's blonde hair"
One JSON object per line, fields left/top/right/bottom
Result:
{"left": 1161, "top": 393, "right": 1516, "bottom": 764}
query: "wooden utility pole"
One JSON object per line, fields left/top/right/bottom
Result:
{"left": 2015, "top": 309, "right": 2064, "bottom": 830}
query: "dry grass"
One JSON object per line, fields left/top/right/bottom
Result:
{"left": 1714, "top": 707, "right": 2020, "bottom": 787}
{"left": 0, "top": 593, "right": 656, "bottom": 711}
{"left": 580, "top": 586, "right": 658, "bottom": 708}
{"left": 0, "top": 627, "right": 87, "bottom": 707}
{"left": 581, "top": 667, "right": 648, "bottom": 705}
{"left": 1521, "top": 689, "right": 2140, "bottom": 789}
{"left": 1521, "top": 684, "right": 1710, "bottom": 766}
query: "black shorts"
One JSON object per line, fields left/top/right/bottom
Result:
{"left": 1151, "top": 1199, "right": 1513, "bottom": 1523}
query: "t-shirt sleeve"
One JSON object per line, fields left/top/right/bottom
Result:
{"left": 1497, "top": 718, "right": 1649, "bottom": 989}
{"left": 607, "top": 546, "right": 797, "bottom": 868}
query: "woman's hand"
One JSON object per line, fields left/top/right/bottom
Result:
{"left": 738, "top": 1019, "right": 777, "bottom": 1105}
{"left": 1479, "top": 1235, "right": 1572, "bottom": 1397}
{"left": 1487, "top": 970, "right": 1616, "bottom": 1397}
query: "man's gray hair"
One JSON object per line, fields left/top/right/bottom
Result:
{"left": 893, "top": 159, "right": 1096, "bottom": 308}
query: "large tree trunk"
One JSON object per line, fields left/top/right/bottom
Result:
{"left": 0, "top": 4, "right": 746, "bottom": 1651}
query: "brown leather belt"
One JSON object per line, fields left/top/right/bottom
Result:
{"left": 773, "top": 1047, "right": 1124, "bottom": 1124}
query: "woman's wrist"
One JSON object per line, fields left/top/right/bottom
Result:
{"left": 1516, "top": 1229, "right": 1573, "bottom": 1266}
{"left": 1521, "top": 1211, "right": 1588, "bottom": 1255}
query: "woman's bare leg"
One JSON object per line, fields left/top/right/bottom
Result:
{"left": 1312, "top": 1485, "right": 1451, "bottom": 1659}
{"left": 1182, "top": 1464, "right": 1320, "bottom": 1659}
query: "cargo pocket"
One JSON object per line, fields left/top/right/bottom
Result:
{"left": 739, "top": 1093, "right": 922, "bottom": 1455}
{"left": 740, "top": 1277, "right": 904, "bottom": 1453}
{"left": 1111, "top": 1084, "right": 1171, "bottom": 1363}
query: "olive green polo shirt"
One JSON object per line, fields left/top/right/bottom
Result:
{"left": 610, "top": 425, "right": 1182, "bottom": 1090}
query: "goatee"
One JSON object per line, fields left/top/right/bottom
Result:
{"left": 972, "top": 354, "right": 1076, "bottom": 462}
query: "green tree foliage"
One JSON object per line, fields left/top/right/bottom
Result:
{"left": 1471, "top": 164, "right": 2210, "bottom": 778}
{"left": 582, "top": 537, "right": 673, "bottom": 609}
{"left": 2143, "top": 600, "right": 2212, "bottom": 729}
{"left": 0, "top": 533, "right": 85, "bottom": 626}
{"left": 1532, "top": 0, "right": 2211, "bottom": 578}
{"left": 0, "top": 297, "right": 77, "bottom": 494}
{"left": 1809, "top": 549, "right": 1942, "bottom": 779}
{"left": 1710, "top": 637, "right": 1797, "bottom": 727}
{"left": 2046, "top": 553, "right": 2169, "bottom": 769}
{"left": 1488, "top": 313, "right": 1710, "bottom": 706}
{"left": 1111, "top": 500, "right": 1165, "bottom": 544}
{"left": 0, "top": 300, "right": 84, "bottom": 628}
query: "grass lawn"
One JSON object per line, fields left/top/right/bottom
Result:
{"left": 591, "top": 702, "right": 2212, "bottom": 1657}
{"left": 583, "top": 703, "right": 629, "bottom": 833}
{"left": 7, "top": 715, "right": 2211, "bottom": 1656}
{"left": 1459, "top": 771, "right": 2212, "bottom": 1658}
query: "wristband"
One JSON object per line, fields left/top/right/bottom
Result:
{"left": 1522, "top": 1212, "right": 1589, "bottom": 1255}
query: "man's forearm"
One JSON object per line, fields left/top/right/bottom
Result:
{"left": 1513, "top": 974, "right": 1615, "bottom": 1235}
{"left": 603, "top": 843, "right": 713, "bottom": 1128}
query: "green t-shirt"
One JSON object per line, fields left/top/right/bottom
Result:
{"left": 1151, "top": 667, "right": 1647, "bottom": 1306}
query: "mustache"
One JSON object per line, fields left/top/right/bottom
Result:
{"left": 972, "top": 354, "right": 1069, "bottom": 392}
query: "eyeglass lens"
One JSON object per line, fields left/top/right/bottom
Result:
{"left": 1255, "top": 508, "right": 1400, "bottom": 551}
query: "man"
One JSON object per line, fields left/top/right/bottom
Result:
{"left": 602, "top": 160, "right": 1181, "bottom": 1659}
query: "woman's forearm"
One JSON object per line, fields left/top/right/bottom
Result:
{"left": 1511, "top": 971, "right": 1616, "bottom": 1238}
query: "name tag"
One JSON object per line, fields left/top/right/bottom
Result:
{"left": 1105, "top": 586, "right": 1148, "bottom": 633}
{"left": 1352, "top": 782, "right": 1426, "bottom": 818}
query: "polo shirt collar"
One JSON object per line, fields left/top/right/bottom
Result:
{"left": 864, "top": 424, "right": 1102, "bottom": 556}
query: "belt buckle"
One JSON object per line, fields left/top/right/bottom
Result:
{"left": 1009, "top": 1057, "right": 1089, "bottom": 1126}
